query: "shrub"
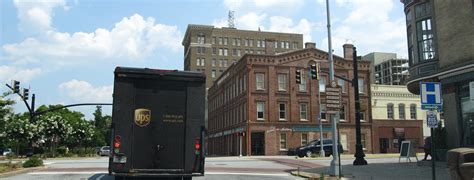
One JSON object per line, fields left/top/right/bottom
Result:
{"left": 56, "top": 146, "right": 68, "bottom": 155}
{"left": 22, "top": 156, "right": 43, "bottom": 168}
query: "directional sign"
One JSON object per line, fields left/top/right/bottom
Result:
{"left": 325, "top": 82, "right": 341, "bottom": 114}
{"left": 427, "top": 110, "right": 438, "bottom": 128}
{"left": 420, "top": 82, "right": 442, "bottom": 110}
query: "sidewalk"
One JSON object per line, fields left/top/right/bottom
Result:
{"left": 296, "top": 161, "right": 449, "bottom": 180}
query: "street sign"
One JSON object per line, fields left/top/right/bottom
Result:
{"left": 420, "top": 82, "right": 442, "bottom": 110}
{"left": 325, "top": 82, "right": 341, "bottom": 114}
{"left": 427, "top": 110, "right": 438, "bottom": 128}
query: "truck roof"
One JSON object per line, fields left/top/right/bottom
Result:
{"left": 114, "top": 66, "right": 206, "bottom": 82}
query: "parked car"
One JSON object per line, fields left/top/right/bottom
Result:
{"left": 2, "top": 148, "right": 12, "bottom": 156}
{"left": 295, "top": 139, "right": 343, "bottom": 158}
{"left": 99, "top": 146, "right": 110, "bottom": 156}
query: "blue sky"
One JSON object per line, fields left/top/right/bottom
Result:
{"left": 1, "top": 0, "right": 408, "bottom": 119}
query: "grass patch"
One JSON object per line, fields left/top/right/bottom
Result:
{"left": 0, "top": 162, "right": 22, "bottom": 173}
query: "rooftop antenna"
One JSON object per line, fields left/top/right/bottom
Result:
{"left": 228, "top": 10, "right": 235, "bottom": 28}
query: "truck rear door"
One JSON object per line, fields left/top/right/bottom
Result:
{"left": 131, "top": 80, "right": 186, "bottom": 171}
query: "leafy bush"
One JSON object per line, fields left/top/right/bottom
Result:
{"left": 22, "top": 156, "right": 43, "bottom": 168}
{"left": 56, "top": 146, "right": 68, "bottom": 155}
{"left": 6, "top": 153, "right": 17, "bottom": 160}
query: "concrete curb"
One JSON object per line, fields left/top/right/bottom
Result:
{"left": 0, "top": 166, "right": 47, "bottom": 178}
{"left": 290, "top": 170, "right": 351, "bottom": 180}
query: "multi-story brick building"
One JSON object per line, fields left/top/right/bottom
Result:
{"left": 207, "top": 41, "right": 372, "bottom": 156}
{"left": 182, "top": 24, "right": 304, "bottom": 88}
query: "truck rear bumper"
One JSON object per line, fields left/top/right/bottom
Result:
{"left": 111, "top": 172, "right": 204, "bottom": 177}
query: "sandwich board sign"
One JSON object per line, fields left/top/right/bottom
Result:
{"left": 399, "top": 140, "right": 418, "bottom": 163}
{"left": 420, "top": 82, "right": 442, "bottom": 110}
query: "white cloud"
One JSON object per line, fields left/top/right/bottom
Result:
{"left": 237, "top": 12, "right": 267, "bottom": 30}
{"left": 58, "top": 79, "right": 112, "bottom": 103}
{"left": 269, "top": 16, "right": 315, "bottom": 42}
{"left": 0, "top": 66, "right": 43, "bottom": 83}
{"left": 13, "top": 0, "right": 67, "bottom": 34}
{"left": 224, "top": 0, "right": 304, "bottom": 11}
{"left": 3, "top": 14, "right": 183, "bottom": 65}
{"left": 319, "top": 0, "right": 408, "bottom": 57}
{"left": 253, "top": 0, "right": 303, "bottom": 8}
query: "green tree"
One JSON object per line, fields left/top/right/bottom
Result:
{"left": 3, "top": 113, "right": 37, "bottom": 156}
{"left": 0, "top": 92, "right": 15, "bottom": 149}
{"left": 91, "top": 106, "right": 110, "bottom": 146}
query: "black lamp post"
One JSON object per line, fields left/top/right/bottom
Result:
{"left": 353, "top": 47, "right": 368, "bottom": 165}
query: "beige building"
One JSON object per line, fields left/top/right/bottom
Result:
{"left": 371, "top": 84, "right": 428, "bottom": 153}
{"left": 182, "top": 24, "right": 304, "bottom": 88}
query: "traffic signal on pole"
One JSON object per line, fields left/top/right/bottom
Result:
{"left": 22, "top": 88, "right": 29, "bottom": 101}
{"left": 12, "top": 80, "right": 20, "bottom": 93}
{"left": 310, "top": 64, "right": 317, "bottom": 79}
{"left": 296, "top": 69, "right": 302, "bottom": 84}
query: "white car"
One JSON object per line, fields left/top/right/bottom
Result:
{"left": 99, "top": 146, "right": 110, "bottom": 156}
{"left": 2, "top": 148, "right": 12, "bottom": 156}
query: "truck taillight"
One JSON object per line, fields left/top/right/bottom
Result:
{"left": 195, "top": 138, "right": 201, "bottom": 150}
{"left": 114, "top": 135, "right": 121, "bottom": 149}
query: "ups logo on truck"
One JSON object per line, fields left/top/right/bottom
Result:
{"left": 134, "top": 108, "right": 151, "bottom": 127}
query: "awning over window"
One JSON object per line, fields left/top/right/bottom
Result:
{"left": 394, "top": 128, "right": 405, "bottom": 137}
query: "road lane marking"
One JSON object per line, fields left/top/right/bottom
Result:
{"left": 43, "top": 162, "right": 55, "bottom": 165}
{"left": 205, "top": 172, "right": 290, "bottom": 176}
{"left": 96, "top": 174, "right": 105, "bottom": 180}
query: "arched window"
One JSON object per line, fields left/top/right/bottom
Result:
{"left": 387, "top": 103, "right": 394, "bottom": 119}
{"left": 399, "top": 103, "right": 406, "bottom": 120}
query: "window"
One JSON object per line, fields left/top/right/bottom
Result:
{"left": 338, "top": 78, "right": 346, "bottom": 92}
{"left": 285, "top": 41, "right": 290, "bottom": 49}
{"left": 211, "top": 70, "right": 216, "bottom": 78}
{"left": 212, "top": 47, "right": 217, "bottom": 55}
{"left": 257, "top": 102, "right": 264, "bottom": 120}
{"left": 197, "top": 34, "right": 205, "bottom": 44}
{"left": 417, "top": 18, "right": 435, "bottom": 61}
{"left": 300, "top": 103, "right": 308, "bottom": 120}
{"left": 387, "top": 103, "right": 394, "bottom": 119}
{"left": 279, "top": 103, "right": 286, "bottom": 120}
{"left": 244, "top": 39, "right": 249, "bottom": 46}
{"left": 219, "top": 48, "right": 223, "bottom": 56}
{"left": 237, "top": 49, "right": 241, "bottom": 56}
{"left": 319, "top": 77, "right": 327, "bottom": 92}
{"left": 224, "top": 48, "right": 228, "bottom": 56}
{"left": 280, "top": 133, "right": 287, "bottom": 150}
{"left": 249, "top": 39, "right": 253, "bottom": 47}
{"left": 219, "top": 59, "right": 223, "bottom": 67}
{"left": 410, "top": 104, "right": 417, "bottom": 119}
{"left": 262, "top": 40, "right": 265, "bottom": 47}
{"left": 278, "top": 74, "right": 287, "bottom": 91}
{"left": 212, "top": 59, "right": 216, "bottom": 67}
{"left": 212, "top": 37, "right": 216, "bottom": 44}
{"left": 301, "top": 133, "right": 308, "bottom": 146}
{"left": 223, "top": 60, "right": 228, "bottom": 67}
{"left": 274, "top": 41, "right": 278, "bottom": 48}
{"left": 257, "top": 40, "right": 261, "bottom": 47}
{"left": 280, "top": 41, "right": 285, "bottom": 48}
{"left": 232, "top": 49, "right": 237, "bottom": 56}
{"left": 399, "top": 103, "right": 406, "bottom": 120}
{"left": 299, "top": 70, "right": 307, "bottom": 92}
{"left": 232, "top": 38, "right": 236, "bottom": 46}
{"left": 237, "top": 38, "right": 241, "bottom": 46}
{"left": 340, "top": 105, "right": 346, "bottom": 121}
{"left": 358, "top": 78, "right": 364, "bottom": 93}
{"left": 218, "top": 37, "right": 223, "bottom": 45}
{"left": 320, "top": 104, "right": 327, "bottom": 121}
{"left": 360, "top": 112, "right": 366, "bottom": 122}
{"left": 223, "top": 37, "right": 228, "bottom": 45}
{"left": 256, "top": 73, "right": 265, "bottom": 90}
{"left": 361, "top": 133, "right": 366, "bottom": 149}
{"left": 196, "top": 58, "right": 205, "bottom": 66}
{"left": 292, "top": 42, "right": 298, "bottom": 49}
{"left": 196, "top": 47, "right": 205, "bottom": 54}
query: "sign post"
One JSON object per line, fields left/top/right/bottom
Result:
{"left": 420, "top": 82, "right": 442, "bottom": 180}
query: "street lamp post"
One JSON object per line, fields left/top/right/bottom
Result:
{"left": 352, "top": 47, "right": 368, "bottom": 165}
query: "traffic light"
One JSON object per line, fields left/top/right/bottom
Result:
{"left": 310, "top": 64, "right": 317, "bottom": 79}
{"left": 12, "top": 80, "right": 20, "bottom": 93}
{"left": 22, "top": 88, "right": 29, "bottom": 101}
{"left": 296, "top": 69, "right": 302, "bottom": 84}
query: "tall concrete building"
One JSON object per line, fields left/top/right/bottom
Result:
{"left": 207, "top": 42, "right": 372, "bottom": 156}
{"left": 363, "top": 52, "right": 409, "bottom": 85}
{"left": 401, "top": 0, "right": 474, "bottom": 148}
{"left": 182, "top": 24, "right": 304, "bottom": 88}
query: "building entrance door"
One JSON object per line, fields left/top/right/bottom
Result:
{"left": 251, "top": 132, "right": 265, "bottom": 155}
{"left": 379, "top": 138, "right": 389, "bottom": 153}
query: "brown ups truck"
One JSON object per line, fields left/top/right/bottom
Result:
{"left": 109, "top": 67, "right": 205, "bottom": 180}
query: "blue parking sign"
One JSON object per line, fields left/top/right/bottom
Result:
{"left": 420, "top": 82, "right": 442, "bottom": 110}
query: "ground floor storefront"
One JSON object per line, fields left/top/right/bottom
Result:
{"left": 207, "top": 123, "right": 373, "bottom": 156}
{"left": 371, "top": 120, "right": 424, "bottom": 154}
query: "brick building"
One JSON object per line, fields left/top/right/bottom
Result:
{"left": 207, "top": 41, "right": 372, "bottom": 156}
{"left": 370, "top": 84, "right": 426, "bottom": 154}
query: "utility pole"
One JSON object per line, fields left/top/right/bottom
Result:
{"left": 352, "top": 47, "right": 368, "bottom": 165}
{"left": 325, "top": 0, "right": 340, "bottom": 176}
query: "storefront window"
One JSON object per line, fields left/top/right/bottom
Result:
{"left": 461, "top": 84, "right": 474, "bottom": 146}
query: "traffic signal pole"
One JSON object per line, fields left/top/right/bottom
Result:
{"left": 325, "top": 0, "right": 340, "bottom": 176}
{"left": 352, "top": 47, "right": 368, "bottom": 165}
